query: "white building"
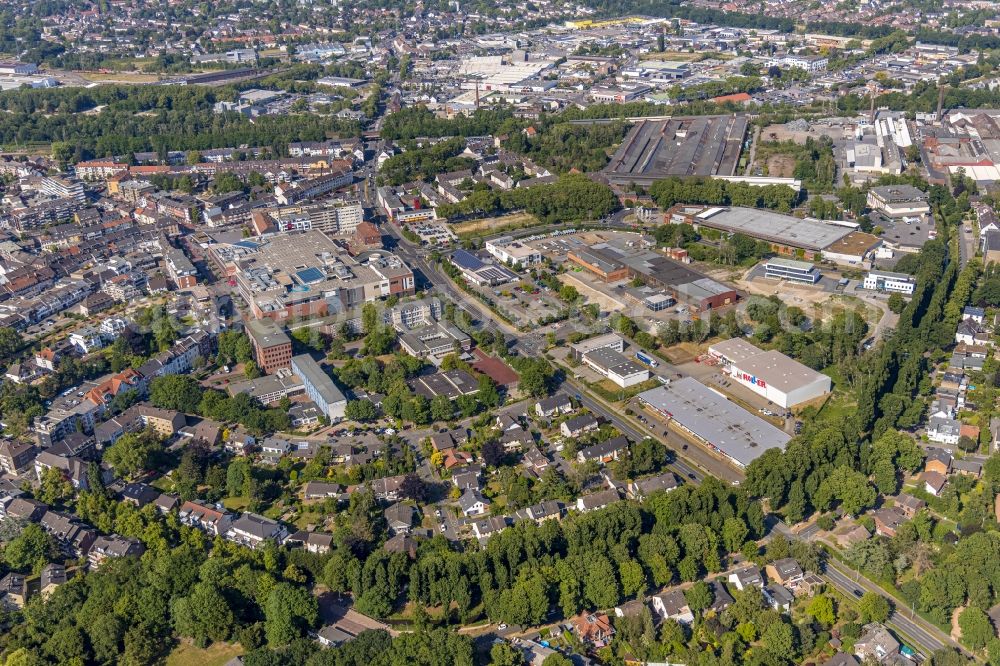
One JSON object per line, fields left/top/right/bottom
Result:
{"left": 582, "top": 347, "right": 650, "bottom": 389}
{"left": 763, "top": 258, "right": 820, "bottom": 284}
{"left": 863, "top": 270, "right": 915, "bottom": 295}
{"left": 484, "top": 236, "right": 543, "bottom": 268}
{"left": 867, "top": 185, "right": 930, "bottom": 219}
{"left": 708, "top": 338, "right": 831, "bottom": 409}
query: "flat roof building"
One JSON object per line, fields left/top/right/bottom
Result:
{"left": 246, "top": 318, "right": 293, "bottom": 374}
{"left": 291, "top": 354, "right": 347, "bottom": 421}
{"left": 763, "top": 258, "right": 820, "bottom": 284}
{"left": 638, "top": 378, "right": 791, "bottom": 468}
{"left": 867, "top": 185, "right": 931, "bottom": 218}
{"left": 863, "top": 270, "right": 915, "bottom": 295}
{"left": 708, "top": 338, "right": 832, "bottom": 409}
{"left": 671, "top": 205, "right": 852, "bottom": 260}
{"left": 582, "top": 347, "right": 650, "bottom": 388}
{"left": 604, "top": 115, "right": 748, "bottom": 185}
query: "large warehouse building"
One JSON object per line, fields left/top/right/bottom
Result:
{"left": 604, "top": 115, "right": 748, "bottom": 186}
{"left": 638, "top": 378, "right": 791, "bottom": 468}
{"left": 708, "top": 338, "right": 831, "bottom": 409}
{"left": 668, "top": 205, "right": 881, "bottom": 266}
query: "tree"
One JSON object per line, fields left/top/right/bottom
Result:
{"left": 541, "top": 655, "right": 573, "bottom": 666}
{"left": 857, "top": 592, "right": 891, "bottom": 624}
{"left": 3, "top": 523, "right": 56, "bottom": 572}
{"left": 345, "top": 399, "right": 378, "bottom": 422}
{"left": 887, "top": 292, "right": 906, "bottom": 314}
{"left": 103, "top": 430, "right": 163, "bottom": 480}
{"left": 171, "top": 581, "right": 236, "bottom": 646}
{"left": 264, "top": 583, "right": 319, "bottom": 646}
{"left": 37, "top": 466, "right": 73, "bottom": 505}
{"left": 430, "top": 394, "right": 454, "bottom": 422}
{"left": 959, "top": 606, "right": 994, "bottom": 650}
{"left": 490, "top": 642, "right": 525, "bottom": 666}
{"left": 806, "top": 594, "right": 836, "bottom": 628}
{"left": 149, "top": 374, "right": 204, "bottom": 413}
{"left": 684, "top": 581, "right": 713, "bottom": 612}
{"left": 482, "top": 440, "right": 505, "bottom": 468}
{"left": 958, "top": 435, "right": 979, "bottom": 452}
{"left": 398, "top": 474, "right": 428, "bottom": 503}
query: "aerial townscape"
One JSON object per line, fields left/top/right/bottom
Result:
{"left": 7, "top": 1, "right": 1000, "bottom": 666}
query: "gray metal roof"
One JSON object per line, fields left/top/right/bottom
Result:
{"left": 694, "top": 207, "right": 852, "bottom": 251}
{"left": 638, "top": 377, "right": 790, "bottom": 468}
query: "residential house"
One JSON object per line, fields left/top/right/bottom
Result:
{"left": 514, "top": 500, "right": 563, "bottom": 524}
{"left": 925, "top": 448, "right": 952, "bottom": 475}
{"left": 178, "top": 501, "right": 233, "bottom": 537}
{"left": 873, "top": 507, "right": 906, "bottom": 537}
{"left": 927, "top": 417, "right": 961, "bottom": 446}
{"left": 522, "top": 447, "right": 550, "bottom": 477}
{"left": 535, "top": 394, "right": 572, "bottom": 419}
{"left": 763, "top": 584, "right": 794, "bottom": 612}
{"left": 500, "top": 429, "right": 534, "bottom": 453}
{"left": 895, "top": 494, "right": 925, "bottom": 519}
{"left": 729, "top": 566, "right": 763, "bottom": 591}
{"left": 576, "top": 489, "right": 621, "bottom": 513}
{"left": 119, "top": 482, "right": 160, "bottom": 508}
{"left": 384, "top": 503, "right": 415, "bottom": 534}
{"left": 821, "top": 655, "right": 859, "bottom": 666}
{"left": 40, "top": 510, "right": 97, "bottom": 557}
{"left": 651, "top": 588, "right": 694, "bottom": 624}
{"left": 854, "top": 623, "right": 900, "bottom": 663}
{"left": 710, "top": 580, "right": 735, "bottom": 613}
{"left": 765, "top": 558, "right": 805, "bottom": 590}
{"left": 560, "top": 414, "right": 599, "bottom": 438}
{"left": 225, "top": 513, "right": 288, "bottom": 550}
{"left": 576, "top": 436, "right": 629, "bottom": 465}
{"left": 4, "top": 497, "right": 47, "bottom": 522}
{"left": 626, "top": 472, "right": 679, "bottom": 500}
{"left": 88, "top": 534, "right": 144, "bottom": 568}
{"left": 458, "top": 489, "right": 489, "bottom": 516}
{"left": 570, "top": 611, "right": 614, "bottom": 647}
{"left": 495, "top": 413, "right": 522, "bottom": 432}
{"left": 39, "top": 563, "right": 66, "bottom": 599}
{"left": 0, "top": 573, "right": 28, "bottom": 609}
{"left": 302, "top": 481, "right": 341, "bottom": 502}
{"left": 472, "top": 515, "right": 509, "bottom": 542}
{"left": 963, "top": 306, "right": 986, "bottom": 324}
{"left": 953, "top": 458, "right": 983, "bottom": 477}
{"left": 284, "top": 530, "right": 333, "bottom": 554}
{"left": 922, "top": 471, "right": 947, "bottom": 496}
{"left": 384, "top": 533, "right": 419, "bottom": 558}
{"left": 452, "top": 469, "right": 481, "bottom": 491}
{"left": 0, "top": 440, "right": 36, "bottom": 475}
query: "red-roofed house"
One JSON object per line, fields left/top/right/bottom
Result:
{"left": 711, "top": 92, "right": 752, "bottom": 105}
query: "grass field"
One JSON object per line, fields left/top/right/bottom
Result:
{"left": 166, "top": 642, "right": 242, "bottom": 666}
{"left": 452, "top": 212, "right": 538, "bottom": 239}
{"left": 80, "top": 72, "right": 162, "bottom": 84}
{"left": 222, "top": 497, "right": 250, "bottom": 511}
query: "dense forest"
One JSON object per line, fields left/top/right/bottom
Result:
{"left": 0, "top": 85, "right": 360, "bottom": 158}
{"left": 435, "top": 174, "right": 619, "bottom": 224}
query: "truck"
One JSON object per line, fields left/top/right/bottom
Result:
{"left": 635, "top": 351, "right": 658, "bottom": 367}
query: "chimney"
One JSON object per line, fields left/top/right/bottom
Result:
{"left": 475, "top": 80, "right": 480, "bottom": 109}
{"left": 937, "top": 86, "right": 945, "bottom": 121}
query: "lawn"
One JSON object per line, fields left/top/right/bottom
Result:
{"left": 452, "top": 212, "right": 538, "bottom": 239}
{"left": 222, "top": 497, "right": 250, "bottom": 511}
{"left": 165, "top": 641, "right": 242, "bottom": 666}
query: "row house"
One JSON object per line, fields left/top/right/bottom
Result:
{"left": 179, "top": 500, "right": 233, "bottom": 537}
